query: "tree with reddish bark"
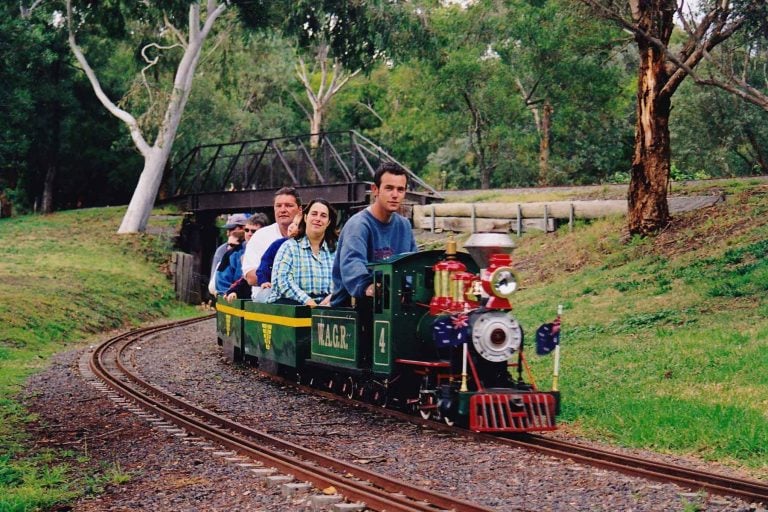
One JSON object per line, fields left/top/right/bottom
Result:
{"left": 578, "top": 0, "right": 761, "bottom": 235}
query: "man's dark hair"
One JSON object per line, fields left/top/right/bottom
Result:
{"left": 274, "top": 186, "right": 301, "bottom": 206}
{"left": 373, "top": 162, "right": 409, "bottom": 188}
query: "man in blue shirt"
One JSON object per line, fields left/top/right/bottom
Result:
{"left": 331, "top": 162, "right": 417, "bottom": 307}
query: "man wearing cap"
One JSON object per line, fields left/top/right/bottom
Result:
{"left": 242, "top": 187, "right": 302, "bottom": 297}
{"left": 208, "top": 213, "right": 250, "bottom": 296}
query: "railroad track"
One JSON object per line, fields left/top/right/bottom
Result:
{"left": 266, "top": 348, "right": 768, "bottom": 506}
{"left": 501, "top": 435, "right": 768, "bottom": 505}
{"left": 85, "top": 316, "right": 768, "bottom": 508}
{"left": 84, "top": 315, "right": 493, "bottom": 512}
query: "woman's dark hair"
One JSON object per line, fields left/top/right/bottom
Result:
{"left": 294, "top": 198, "right": 339, "bottom": 252}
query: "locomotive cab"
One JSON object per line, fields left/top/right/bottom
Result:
{"left": 368, "top": 250, "right": 478, "bottom": 374}
{"left": 306, "top": 250, "right": 477, "bottom": 397}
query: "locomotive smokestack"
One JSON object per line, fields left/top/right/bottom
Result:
{"left": 463, "top": 233, "right": 516, "bottom": 268}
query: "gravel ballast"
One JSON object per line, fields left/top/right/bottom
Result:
{"left": 22, "top": 319, "right": 765, "bottom": 511}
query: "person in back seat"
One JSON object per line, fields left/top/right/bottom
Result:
{"left": 208, "top": 212, "right": 250, "bottom": 296}
{"left": 220, "top": 213, "right": 270, "bottom": 300}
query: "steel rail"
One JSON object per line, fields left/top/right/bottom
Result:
{"left": 265, "top": 360, "right": 768, "bottom": 506}
{"left": 498, "top": 435, "right": 768, "bottom": 505}
{"left": 89, "top": 316, "right": 493, "bottom": 512}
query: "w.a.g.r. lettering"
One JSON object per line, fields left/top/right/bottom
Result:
{"left": 316, "top": 321, "right": 349, "bottom": 349}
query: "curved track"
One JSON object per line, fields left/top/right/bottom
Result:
{"left": 267, "top": 349, "right": 768, "bottom": 505}
{"left": 87, "top": 315, "right": 493, "bottom": 512}
{"left": 88, "top": 315, "right": 768, "bottom": 508}
{"left": 501, "top": 435, "right": 768, "bottom": 504}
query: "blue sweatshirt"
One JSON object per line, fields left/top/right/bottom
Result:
{"left": 256, "top": 237, "right": 288, "bottom": 285}
{"left": 330, "top": 208, "right": 416, "bottom": 306}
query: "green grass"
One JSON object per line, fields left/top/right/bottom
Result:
{"left": 509, "top": 185, "right": 768, "bottom": 476}
{"left": 4, "top": 184, "right": 768, "bottom": 509}
{"left": 0, "top": 206, "right": 199, "bottom": 511}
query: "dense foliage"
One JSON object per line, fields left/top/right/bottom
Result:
{"left": 0, "top": 4, "right": 141, "bottom": 212}
{"left": 1, "top": 0, "right": 765, "bottom": 213}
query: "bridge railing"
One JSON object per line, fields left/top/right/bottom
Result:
{"left": 170, "top": 130, "right": 439, "bottom": 198}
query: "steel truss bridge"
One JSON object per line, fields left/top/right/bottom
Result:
{"left": 168, "top": 130, "right": 442, "bottom": 215}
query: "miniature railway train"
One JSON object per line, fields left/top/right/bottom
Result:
{"left": 215, "top": 233, "right": 559, "bottom": 433}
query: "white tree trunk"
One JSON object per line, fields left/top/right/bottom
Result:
{"left": 67, "top": 0, "right": 227, "bottom": 233}
{"left": 295, "top": 45, "right": 360, "bottom": 149}
{"left": 118, "top": 147, "right": 171, "bottom": 233}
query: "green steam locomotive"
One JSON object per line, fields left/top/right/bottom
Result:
{"left": 216, "top": 233, "right": 559, "bottom": 433}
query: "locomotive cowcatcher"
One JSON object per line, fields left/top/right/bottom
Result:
{"left": 216, "top": 233, "right": 559, "bottom": 433}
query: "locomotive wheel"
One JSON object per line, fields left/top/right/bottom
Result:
{"left": 443, "top": 415, "right": 455, "bottom": 426}
{"left": 372, "top": 388, "right": 388, "bottom": 408}
{"left": 419, "top": 393, "right": 437, "bottom": 420}
{"left": 341, "top": 376, "right": 357, "bottom": 399}
{"left": 359, "top": 381, "right": 376, "bottom": 403}
{"left": 356, "top": 382, "right": 367, "bottom": 400}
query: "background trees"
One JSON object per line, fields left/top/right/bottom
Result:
{"left": 1, "top": 4, "right": 140, "bottom": 214}
{"left": 2, "top": 0, "right": 765, "bottom": 235}
{"left": 575, "top": 0, "right": 766, "bottom": 235}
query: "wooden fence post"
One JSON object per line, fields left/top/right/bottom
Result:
{"left": 431, "top": 204, "right": 436, "bottom": 233}
{"left": 171, "top": 251, "right": 201, "bottom": 304}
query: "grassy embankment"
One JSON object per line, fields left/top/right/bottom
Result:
{"left": 1, "top": 181, "right": 767, "bottom": 509}
{"left": 0, "top": 206, "right": 200, "bottom": 511}
{"left": 481, "top": 179, "right": 768, "bottom": 476}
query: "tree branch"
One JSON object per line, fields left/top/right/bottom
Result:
{"left": 66, "top": 0, "right": 150, "bottom": 157}
{"left": 19, "top": 0, "right": 44, "bottom": 18}
{"left": 357, "top": 100, "right": 384, "bottom": 122}
{"left": 140, "top": 42, "right": 182, "bottom": 104}
{"left": 163, "top": 12, "right": 188, "bottom": 49}
{"left": 290, "top": 90, "right": 313, "bottom": 123}
{"left": 295, "top": 55, "right": 319, "bottom": 107}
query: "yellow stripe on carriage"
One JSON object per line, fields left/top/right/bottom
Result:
{"left": 215, "top": 303, "right": 312, "bottom": 328}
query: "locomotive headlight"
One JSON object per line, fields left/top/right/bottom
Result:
{"left": 489, "top": 266, "right": 518, "bottom": 298}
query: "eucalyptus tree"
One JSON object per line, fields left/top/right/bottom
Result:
{"left": 65, "top": 0, "right": 229, "bottom": 233}
{"left": 236, "top": 0, "right": 429, "bottom": 149}
{"left": 379, "top": 0, "right": 632, "bottom": 190}
{"left": 575, "top": 0, "right": 765, "bottom": 236}
{"left": 294, "top": 42, "right": 360, "bottom": 148}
